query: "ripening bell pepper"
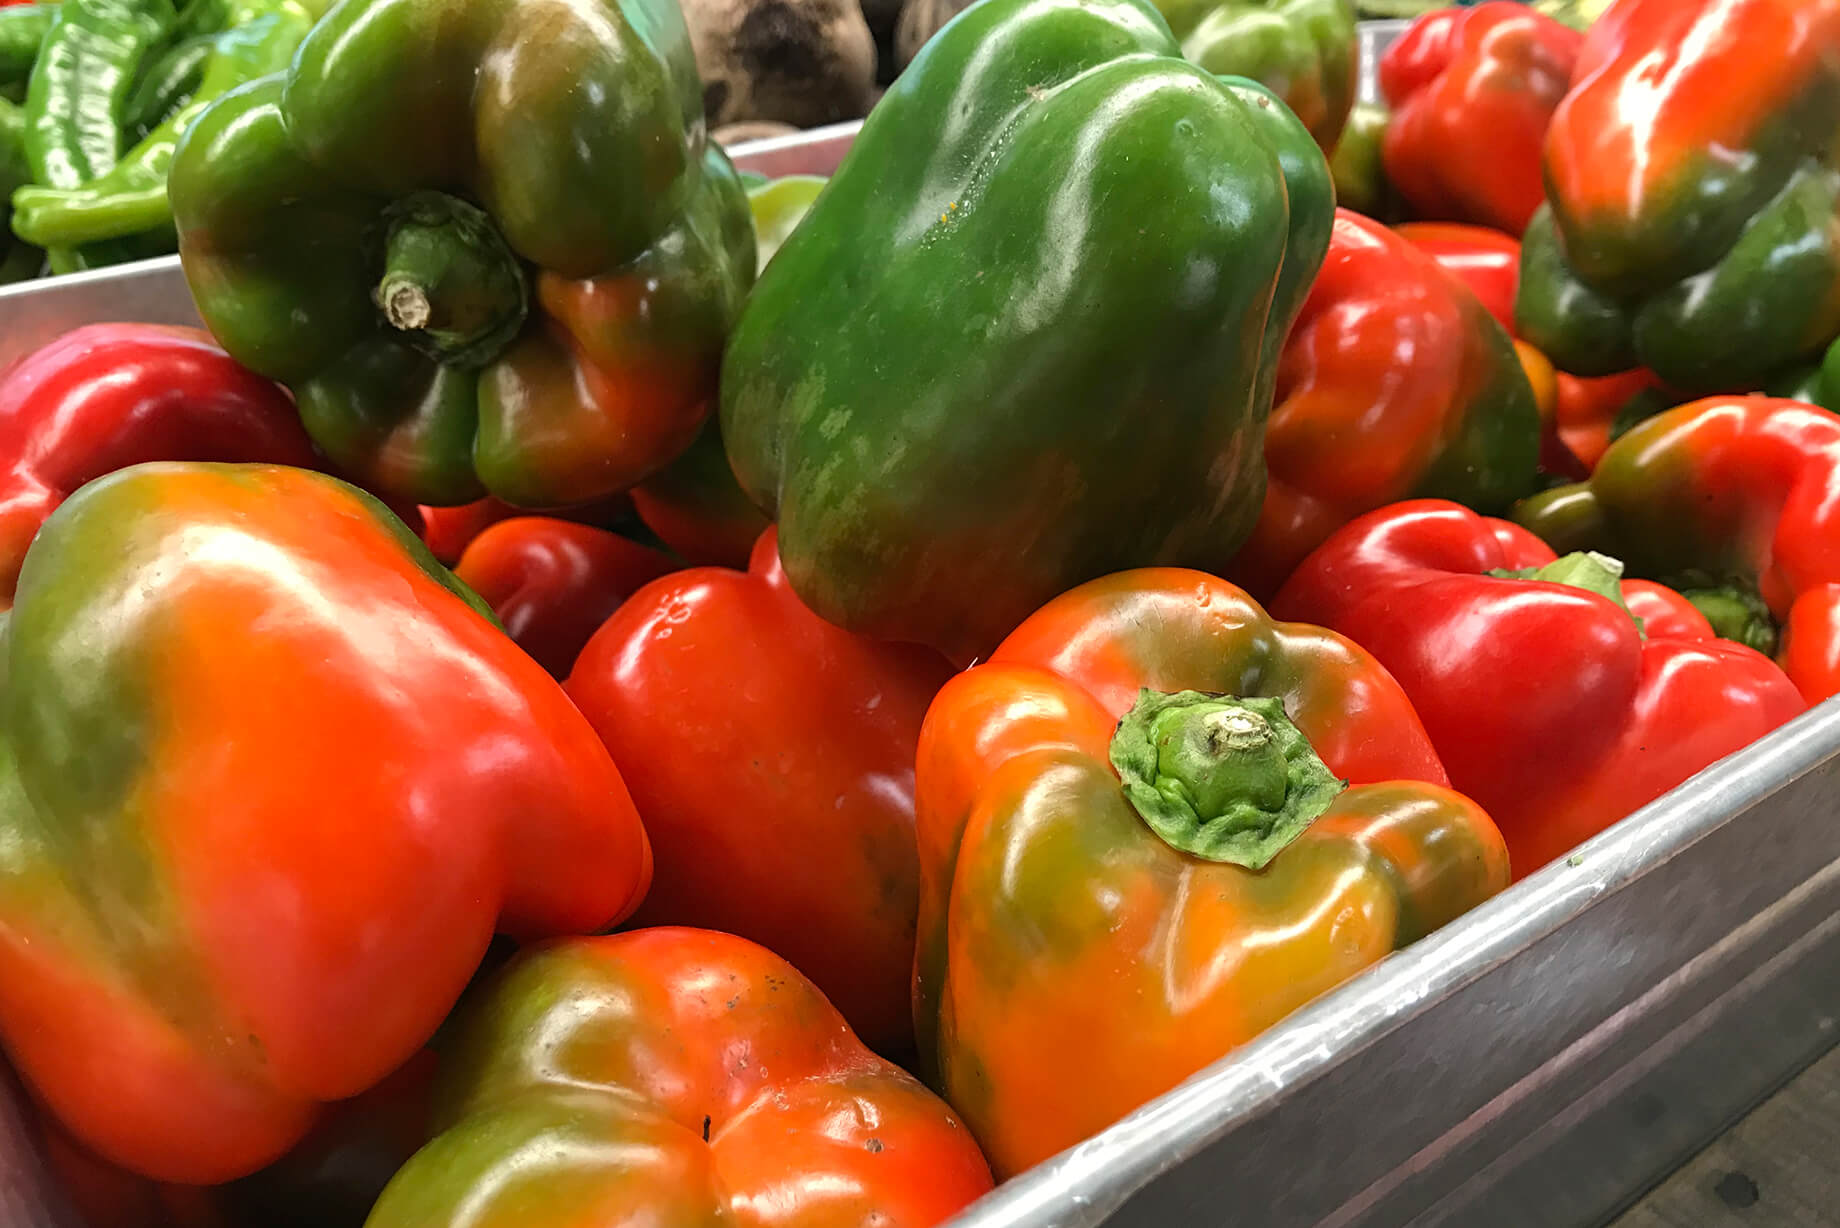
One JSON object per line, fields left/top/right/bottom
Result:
{"left": 721, "top": 0, "right": 1334, "bottom": 663}
{"left": 169, "top": 0, "right": 756, "bottom": 509}
{"left": 1273, "top": 499, "right": 1806, "bottom": 877}
{"left": 1228, "top": 209, "right": 1540, "bottom": 597}
{"left": 1514, "top": 397, "right": 1840, "bottom": 705}
{"left": 1153, "top": 0, "right": 1359, "bottom": 150}
{"left": 1327, "top": 100, "right": 1404, "bottom": 222}
{"left": 0, "top": 462, "right": 653, "bottom": 1183}
{"left": 566, "top": 528, "right": 952, "bottom": 1055}
{"left": 0, "top": 323, "right": 317, "bottom": 608}
{"left": 454, "top": 517, "right": 676, "bottom": 678}
{"left": 1379, "top": 2, "right": 1580, "bottom": 234}
{"left": 1517, "top": 0, "right": 1840, "bottom": 391}
{"left": 365, "top": 929, "right": 995, "bottom": 1228}
{"left": 628, "top": 416, "right": 770, "bottom": 568}
{"left": 914, "top": 568, "right": 1506, "bottom": 1177}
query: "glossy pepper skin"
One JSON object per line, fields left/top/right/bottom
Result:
{"left": 12, "top": 0, "right": 316, "bottom": 250}
{"left": 566, "top": 529, "right": 953, "bottom": 1056}
{"left": 366, "top": 929, "right": 995, "bottom": 1228}
{"left": 1153, "top": 0, "right": 1358, "bottom": 150}
{"left": 0, "top": 462, "right": 653, "bottom": 1183}
{"left": 721, "top": 0, "right": 1334, "bottom": 664}
{"left": 1228, "top": 209, "right": 1540, "bottom": 598}
{"left": 1395, "top": 221, "right": 1521, "bottom": 334}
{"left": 170, "top": 0, "right": 756, "bottom": 509}
{"left": 629, "top": 416, "right": 770, "bottom": 568}
{"left": 1379, "top": 2, "right": 1580, "bottom": 234}
{"left": 915, "top": 567, "right": 1507, "bottom": 1177}
{"left": 1514, "top": 397, "right": 1840, "bottom": 705}
{"left": 1516, "top": 0, "right": 1840, "bottom": 391}
{"left": 453, "top": 517, "right": 676, "bottom": 678}
{"left": 0, "top": 323, "right": 317, "bottom": 608}
{"left": 418, "top": 493, "right": 637, "bottom": 566}
{"left": 1273, "top": 499, "right": 1806, "bottom": 878}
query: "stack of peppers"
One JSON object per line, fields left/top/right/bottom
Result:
{"left": 0, "top": 0, "right": 324, "bottom": 281}
{"left": 0, "top": 0, "right": 1836, "bottom": 1225}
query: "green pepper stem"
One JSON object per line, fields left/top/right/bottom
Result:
{"left": 373, "top": 192, "right": 528, "bottom": 368}
{"left": 1110, "top": 690, "right": 1345, "bottom": 870}
{"left": 1488, "top": 550, "right": 1646, "bottom": 635}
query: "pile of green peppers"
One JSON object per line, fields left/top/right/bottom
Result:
{"left": 0, "top": 0, "right": 319, "bottom": 282}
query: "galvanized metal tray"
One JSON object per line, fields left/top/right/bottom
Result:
{"left": 7, "top": 19, "right": 1839, "bottom": 1228}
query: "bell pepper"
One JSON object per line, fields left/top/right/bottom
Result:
{"left": 1227, "top": 209, "right": 1540, "bottom": 597}
{"left": 39, "top": 1049, "right": 436, "bottom": 1228}
{"left": 721, "top": 0, "right": 1334, "bottom": 664}
{"left": 628, "top": 416, "right": 770, "bottom": 568}
{"left": 11, "top": 0, "right": 317, "bottom": 251}
{"left": 0, "top": 462, "right": 653, "bottom": 1183}
{"left": 1272, "top": 499, "right": 1806, "bottom": 877}
{"left": 1152, "top": 0, "right": 1359, "bottom": 151}
{"left": 914, "top": 566, "right": 1506, "bottom": 1177}
{"left": 1328, "top": 100, "right": 1404, "bottom": 223}
{"left": 566, "top": 528, "right": 952, "bottom": 1055}
{"left": 365, "top": 928, "right": 995, "bottom": 1228}
{"left": 1766, "top": 334, "right": 1840, "bottom": 412}
{"left": 1379, "top": 3, "right": 1580, "bottom": 234}
{"left": 746, "top": 172, "right": 824, "bottom": 274}
{"left": 417, "top": 492, "right": 636, "bottom": 567}
{"left": 0, "top": 322, "right": 318, "bottom": 608}
{"left": 1395, "top": 221, "right": 1521, "bottom": 334}
{"left": 1513, "top": 396, "right": 1840, "bottom": 705}
{"left": 1551, "top": 367, "right": 1673, "bottom": 473}
{"left": 453, "top": 517, "right": 675, "bottom": 679}
{"left": 168, "top": 0, "right": 756, "bottom": 509}
{"left": 1516, "top": 0, "right": 1840, "bottom": 392}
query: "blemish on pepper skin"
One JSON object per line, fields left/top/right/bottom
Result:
{"left": 865, "top": 1138, "right": 884, "bottom": 1153}
{"left": 702, "top": 1115, "right": 712, "bottom": 1142}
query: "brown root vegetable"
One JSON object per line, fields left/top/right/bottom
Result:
{"left": 860, "top": 0, "right": 904, "bottom": 83}
{"left": 685, "top": 0, "right": 878, "bottom": 129}
{"left": 894, "top": 0, "right": 974, "bottom": 71}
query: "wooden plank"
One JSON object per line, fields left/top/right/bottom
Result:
{"left": 1612, "top": 1037, "right": 1840, "bottom": 1228}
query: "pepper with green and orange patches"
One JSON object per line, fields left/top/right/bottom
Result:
{"left": 912, "top": 568, "right": 1509, "bottom": 1178}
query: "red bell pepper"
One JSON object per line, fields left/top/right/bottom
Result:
{"left": 566, "top": 528, "right": 953, "bottom": 1056}
{"left": 364, "top": 929, "right": 995, "bottom": 1227}
{"left": 1273, "top": 499, "right": 1805, "bottom": 877}
{"left": 417, "top": 493, "right": 635, "bottom": 566}
{"left": 452, "top": 518, "right": 676, "bottom": 678}
{"left": 0, "top": 463, "right": 653, "bottom": 1183}
{"left": 628, "top": 418, "right": 772, "bottom": 568}
{"left": 1395, "top": 222, "right": 1520, "bottom": 334}
{"left": 1379, "top": 2, "right": 1582, "bottom": 234}
{"left": 0, "top": 325, "right": 318, "bottom": 608}
{"left": 1228, "top": 209, "right": 1540, "bottom": 597}
{"left": 1514, "top": 397, "right": 1840, "bottom": 706}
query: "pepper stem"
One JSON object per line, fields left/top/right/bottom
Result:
{"left": 1110, "top": 690, "right": 1345, "bottom": 870}
{"left": 1488, "top": 551, "right": 1646, "bottom": 635}
{"left": 374, "top": 192, "right": 528, "bottom": 368}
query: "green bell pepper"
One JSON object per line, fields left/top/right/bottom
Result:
{"left": 1155, "top": 0, "right": 1357, "bottom": 150}
{"left": 720, "top": 0, "right": 1334, "bottom": 664}
{"left": 169, "top": 0, "right": 756, "bottom": 508}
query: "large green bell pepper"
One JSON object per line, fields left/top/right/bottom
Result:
{"left": 720, "top": 0, "right": 1334, "bottom": 664}
{"left": 169, "top": 0, "right": 755, "bottom": 509}
{"left": 1155, "top": 0, "right": 1357, "bottom": 150}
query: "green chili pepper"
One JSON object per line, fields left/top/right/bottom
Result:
{"left": 122, "top": 31, "right": 211, "bottom": 137}
{"left": 1, "top": 93, "right": 42, "bottom": 281}
{"left": 14, "top": 0, "right": 310, "bottom": 250}
{"left": 0, "top": 5, "right": 59, "bottom": 90}
{"left": 25, "top": 0, "right": 177, "bottom": 191}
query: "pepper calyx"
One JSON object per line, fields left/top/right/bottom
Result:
{"left": 373, "top": 192, "right": 528, "bottom": 369}
{"left": 1488, "top": 550, "right": 1647, "bottom": 635}
{"left": 1109, "top": 689, "right": 1345, "bottom": 870}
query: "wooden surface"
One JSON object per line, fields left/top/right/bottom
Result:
{"left": 1612, "top": 1038, "right": 1840, "bottom": 1227}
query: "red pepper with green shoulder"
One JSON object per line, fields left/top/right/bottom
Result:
{"left": 1514, "top": 396, "right": 1840, "bottom": 705}
{"left": 1273, "top": 499, "right": 1806, "bottom": 878}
